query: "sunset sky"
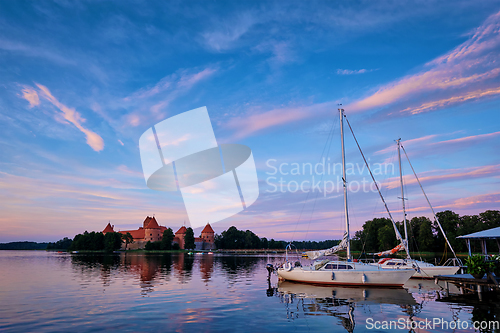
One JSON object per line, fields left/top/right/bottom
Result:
{"left": 1, "top": 1, "right": 499, "bottom": 242}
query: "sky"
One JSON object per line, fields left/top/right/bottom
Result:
{"left": 1, "top": 0, "right": 499, "bottom": 243}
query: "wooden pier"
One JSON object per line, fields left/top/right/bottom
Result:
{"left": 217, "top": 249, "right": 286, "bottom": 254}
{"left": 436, "top": 273, "right": 499, "bottom": 301}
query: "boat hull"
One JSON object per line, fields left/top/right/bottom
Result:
{"left": 375, "top": 259, "right": 461, "bottom": 278}
{"left": 277, "top": 263, "right": 414, "bottom": 287}
{"left": 411, "top": 265, "right": 460, "bottom": 279}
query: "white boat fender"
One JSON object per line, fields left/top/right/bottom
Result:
{"left": 362, "top": 274, "right": 367, "bottom": 283}
{"left": 284, "top": 262, "right": 292, "bottom": 271}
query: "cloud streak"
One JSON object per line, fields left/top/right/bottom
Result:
{"left": 384, "top": 164, "right": 500, "bottom": 190}
{"left": 124, "top": 67, "right": 217, "bottom": 126}
{"left": 202, "top": 12, "right": 256, "bottom": 51}
{"left": 30, "top": 83, "right": 104, "bottom": 152}
{"left": 336, "top": 69, "right": 377, "bottom": 75}
{"left": 224, "top": 101, "right": 336, "bottom": 140}
{"left": 348, "top": 11, "right": 500, "bottom": 114}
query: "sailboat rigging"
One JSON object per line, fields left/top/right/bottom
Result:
{"left": 373, "top": 139, "right": 461, "bottom": 278}
{"left": 276, "top": 109, "right": 415, "bottom": 287}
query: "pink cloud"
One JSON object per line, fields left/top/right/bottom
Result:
{"left": 374, "top": 134, "right": 438, "bottom": 155}
{"left": 21, "top": 87, "right": 40, "bottom": 107}
{"left": 448, "top": 192, "right": 500, "bottom": 208}
{"left": 384, "top": 164, "right": 500, "bottom": 190}
{"left": 347, "top": 11, "right": 500, "bottom": 114}
{"left": 34, "top": 83, "right": 105, "bottom": 152}
{"left": 400, "top": 86, "right": 500, "bottom": 115}
{"left": 431, "top": 131, "right": 500, "bottom": 146}
{"left": 224, "top": 101, "right": 335, "bottom": 140}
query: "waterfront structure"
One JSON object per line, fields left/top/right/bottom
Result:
{"left": 102, "top": 216, "right": 215, "bottom": 250}
{"left": 458, "top": 226, "right": 500, "bottom": 256}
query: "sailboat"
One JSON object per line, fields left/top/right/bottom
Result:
{"left": 373, "top": 139, "right": 461, "bottom": 278}
{"left": 276, "top": 109, "right": 415, "bottom": 287}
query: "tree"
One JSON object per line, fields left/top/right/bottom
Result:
{"left": 47, "top": 237, "right": 72, "bottom": 250}
{"left": 184, "top": 227, "right": 195, "bottom": 250}
{"left": 104, "top": 232, "right": 123, "bottom": 252}
{"left": 378, "top": 224, "right": 396, "bottom": 251}
{"left": 122, "top": 232, "right": 134, "bottom": 250}
{"left": 161, "top": 228, "right": 174, "bottom": 250}
{"left": 417, "top": 218, "right": 434, "bottom": 252}
{"left": 434, "top": 210, "right": 460, "bottom": 252}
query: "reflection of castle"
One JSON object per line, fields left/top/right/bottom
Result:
{"left": 102, "top": 216, "right": 215, "bottom": 250}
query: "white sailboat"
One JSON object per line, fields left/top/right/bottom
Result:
{"left": 373, "top": 139, "right": 461, "bottom": 278}
{"left": 277, "top": 109, "right": 415, "bottom": 287}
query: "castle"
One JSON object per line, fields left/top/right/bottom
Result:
{"left": 102, "top": 216, "right": 215, "bottom": 250}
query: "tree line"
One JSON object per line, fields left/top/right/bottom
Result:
{"left": 351, "top": 210, "right": 500, "bottom": 254}
{"left": 69, "top": 231, "right": 124, "bottom": 252}
{"left": 214, "top": 226, "right": 338, "bottom": 250}
{"left": 47, "top": 237, "right": 73, "bottom": 250}
{"left": 0, "top": 241, "right": 49, "bottom": 250}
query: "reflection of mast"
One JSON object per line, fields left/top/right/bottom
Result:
{"left": 340, "top": 305, "right": 355, "bottom": 333}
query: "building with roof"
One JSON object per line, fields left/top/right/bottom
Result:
{"left": 102, "top": 216, "right": 215, "bottom": 250}
{"left": 457, "top": 226, "right": 500, "bottom": 256}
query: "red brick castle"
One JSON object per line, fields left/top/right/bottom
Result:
{"left": 103, "top": 216, "right": 215, "bottom": 250}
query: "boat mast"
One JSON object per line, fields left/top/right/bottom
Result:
{"left": 339, "top": 108, "right": 351, "bottom": 261}
{"left": 397, "top": 139, "right": 410, "bottom": 259}
{"left": 400, "top": 144, "right": 459, "bottom": 261}
{"left": 343, "top": 115, "right": 410, "bottom": 258}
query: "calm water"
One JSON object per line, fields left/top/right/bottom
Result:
{"left": 0, "top": 251, "right": 498, "bottom": 332}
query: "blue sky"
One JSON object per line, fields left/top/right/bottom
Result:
{"left": 1, "top": 0, "right": 499, "bottom": 242}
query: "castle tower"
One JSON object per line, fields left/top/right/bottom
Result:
{"left": 144, "top": 216, "right": 162, "bottom": 242}
{"left": 142, "top": 216, "right": 152, "bottom": 229}
{"left": 200, "top": 223, "right": 215, "bottom": 249}
{"left": 174, "top": 226, "right": 187, "bottom": 249}
{"left": 103, "top": 223, "right": 114, "bottom": 235}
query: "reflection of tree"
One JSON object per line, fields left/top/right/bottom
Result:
{"left": 71, "top": 254, "right": 121, "bottom": 287}
{"left": 173, "top": 253, "right": 194, "bottom": 284}
{"left": 220, "top": 256, "right": 260, "bottom": 277}
{"left": 438, "top": 292, "right": 500, "bottom": 333}
{"left": 71, "top": 253, "right": 175, "bottom": 295}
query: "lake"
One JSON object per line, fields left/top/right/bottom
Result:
{"left": 0, "top": 251, "right": 498, "bottom": 332}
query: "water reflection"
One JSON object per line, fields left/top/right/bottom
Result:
{"left": 274, "top": 282, "right": 419, "bottom": 332}
{"left": 173, "top": 253, "right": 194, "bottom": 284}
{"left": 219, "top": 255, "right": 260, "bottom": 276}
{"left": 70, "top": 253, "right": 218, "bottom": 293}
{"left": 200, "top": 254, "right": 214, "bottom": 283}
{"left": 2, "top": 252, "right": 499, "bottom": 332}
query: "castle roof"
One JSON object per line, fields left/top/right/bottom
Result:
{"left": 145, "top": 216, "right": 161, "bottom": 229}
{"left": 118, "top": 229, "right": 145, "bottom": 240}
{"left": 201, "top": 223, "right": 214, "bottom": 234}
{"left": 175, "top": 226, "right": 187, "bottom": 234}
{"left": 103, "top": 223, "right": 114, "bottom": 233}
